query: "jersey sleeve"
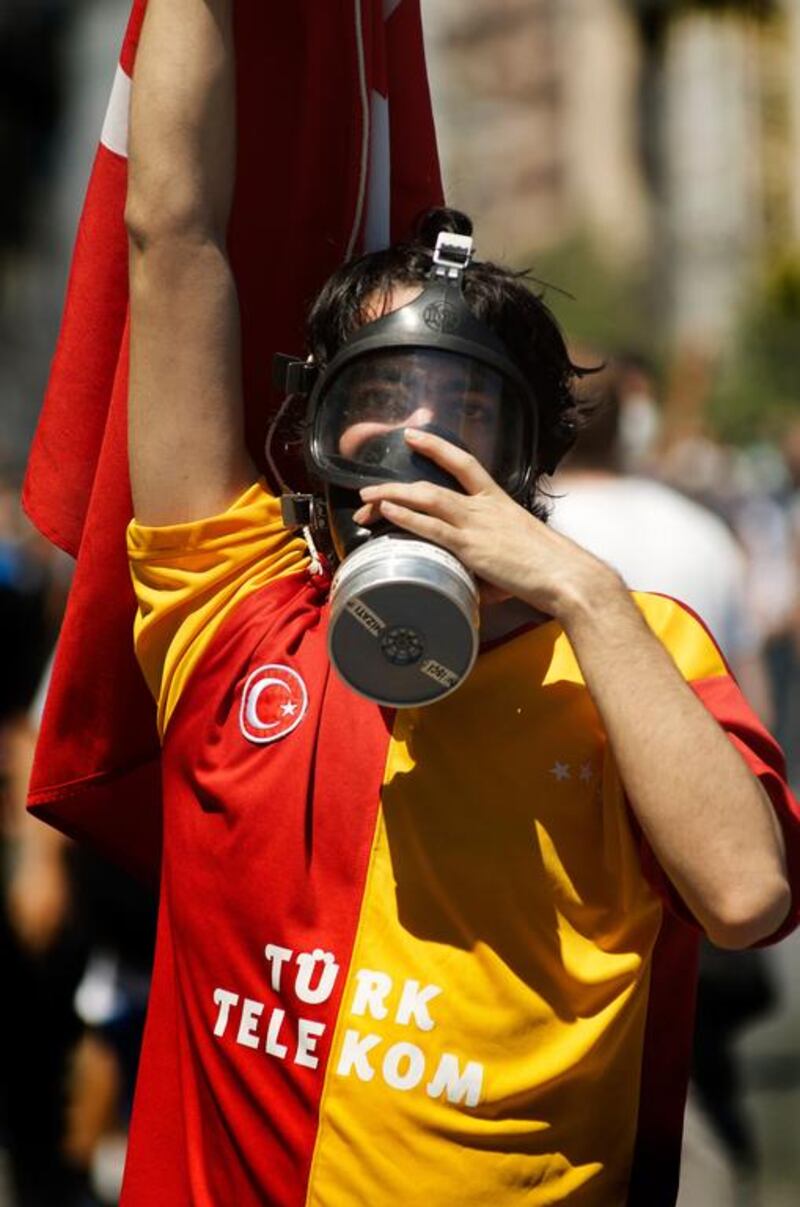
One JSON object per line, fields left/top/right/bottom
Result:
{"left": 127, "top": 480, "right": 310, "bottom": 737}
{"left": 633, "top": 593, "right": 800, "bottom": 943}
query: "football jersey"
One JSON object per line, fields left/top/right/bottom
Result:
{"left": 123, "top": 481, "right": 798, "bottom": 1207}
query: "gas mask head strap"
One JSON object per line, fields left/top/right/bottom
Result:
{"left": 272, "top": 233, "right": 475, "bottom": 397}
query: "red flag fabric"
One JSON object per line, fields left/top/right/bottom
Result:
{"left": 23, "top": 0, "right": 443, "bottom": 881}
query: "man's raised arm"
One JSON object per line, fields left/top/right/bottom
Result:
{"left": 126, "top": 0, "right": 256, "bottom": 526}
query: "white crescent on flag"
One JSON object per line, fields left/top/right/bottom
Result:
{"left": 365, "top": 90, "right": 391, "bottom": 251}
{"left": 100, "top": 63, "right": 132, "bottom": 158}
{"left": 346, "top": 0, "right": 370, "bottom": 257}
{"left": 364, "top": 0, "right": 403, "bottom": 251}
{"left": 101, "top": 4, "right": 396, "bottom": 254}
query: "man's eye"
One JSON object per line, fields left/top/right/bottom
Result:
{"left": 349, "top": 386, "right": 400, "bottom": 416}
{"left": 384, "top": 396, "right": 412, "bottom": 421}
{"left": 463, "top": 400, "right": 492, "bottom": 423}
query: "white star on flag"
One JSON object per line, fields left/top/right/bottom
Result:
{"left": 550, "top": 762, "right": 571, "bottom": 782}
{"left": 280, "top": 702, "right": 299, "bottom": 717}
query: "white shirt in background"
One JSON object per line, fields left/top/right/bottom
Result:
{"left": 550, "top": 475, "right": 758, "bottom": 664}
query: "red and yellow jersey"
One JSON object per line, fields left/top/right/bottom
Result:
{"left": 124, "top": 481, "right": 798, "bottom": 1207}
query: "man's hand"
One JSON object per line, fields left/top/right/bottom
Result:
{"left": 352, "top": 427, "right": 623, "bottom": 617}
{"left": 355, "top": 425, "right": 791, "bottom": 949}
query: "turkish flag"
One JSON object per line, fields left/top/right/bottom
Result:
{"left": 23, "top": 0, "right": 442, "bottom": 881}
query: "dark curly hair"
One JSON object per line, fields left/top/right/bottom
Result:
{"left": 304, "top": 207, "right": 588, "bottom": 518}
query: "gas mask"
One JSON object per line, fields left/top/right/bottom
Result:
{"left": 273, "top": 232, "right": 538, "bottom": 708}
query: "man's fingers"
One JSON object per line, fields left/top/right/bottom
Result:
{"left": 351, "top": 490, "right": 462, "bottom": 552}
{"left": 375, "top": 500, "right": 458, "bottom": 549}
{"left": 360, "top": 479, "right": 465, "bottom": 524}
{"left": 404, "top": 428, "right": 496, "bottom": 495}
{"left": 352, "top": 502, "right": 381, "bottom": 526}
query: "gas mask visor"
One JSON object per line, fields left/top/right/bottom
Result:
{"left": 309, "top": 346, "right": 531, "bottom": 496}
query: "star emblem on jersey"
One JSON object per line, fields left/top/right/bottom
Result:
{"left": 239, "top": 664, "right": 309, "bottom": 744}
{"left": 550, "top": 762, "right": 571, "bottom": 782}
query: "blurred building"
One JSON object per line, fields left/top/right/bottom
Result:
{"left": 423, "top": 0, "right": 649, "bottom": 264}
{"left": 423, "top": 0, "right": 800, "bottom": 354}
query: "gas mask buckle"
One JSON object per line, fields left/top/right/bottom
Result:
{"left": 272, "top": 354, "right": 319, "bottom": 396}
{"left": 431, "top": 232, "right": 474, "bottom": 283}
{"left": 280, "top": 493, "right": 324, "bottom": 530}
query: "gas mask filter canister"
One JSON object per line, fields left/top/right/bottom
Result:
{"left": 274, "top": 230, "right": 538, "bottom": 709}
{"left": 328, "top": 533, "right": 479, "bottom": 708}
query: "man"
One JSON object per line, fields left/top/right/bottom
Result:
{"left": 121, "top": 2, "right": 797, "bottom": 1204}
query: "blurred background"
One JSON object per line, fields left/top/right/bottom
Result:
{"left": 0, "top": 0, "right": 798, "bottom": 1203}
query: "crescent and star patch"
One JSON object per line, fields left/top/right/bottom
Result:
{"left": 239, "top": 664, "right": 309, "bottom": 744}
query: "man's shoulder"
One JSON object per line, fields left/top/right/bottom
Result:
{"left": 632, "top": 591, "right": 728, "bottom": 681}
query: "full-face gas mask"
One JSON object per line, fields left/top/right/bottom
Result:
{"left": 273, "top": 232, "right": 538, "bottom": 709}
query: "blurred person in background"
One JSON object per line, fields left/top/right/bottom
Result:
{"left": 551, "top": 359, "right": 780, "bottom": 1206}
{"left": 27, "top": 657, "right": 157, "bottom": 1207}
{"left": 1, "top": 2, "right": 156, "bottom": 1201}
{"left": 662, "top": 416, "right": 800, "bottom": 791}
{"left": 732, "top": 421, "right": 800, "bottom": 790}
{"left": 614, "top": 351, "right": 663, "bottom": 478}
{"left": 551, "top": 357, "right": 774, "bottom": 723}
{"left": 1, "top": 479, "right": 157, "bottom": 1206}
{"left": 775, "top": 420, "right": 800, "bottom": 761}
{"left": 0, "top": 470, "right": 87, "bottom": 1207}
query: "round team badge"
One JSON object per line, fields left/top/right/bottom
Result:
{"left": 239, "top": 664, "right": 309, "bottom": 744}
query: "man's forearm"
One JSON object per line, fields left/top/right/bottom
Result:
{"left": 561, "top": 581, "right": 790, "bottom": 949}
{"left": 127, "top": 0, "right": 236, "bottom": 245}
{"left": 127, "top": 0, "right": 254, "bottom": 526}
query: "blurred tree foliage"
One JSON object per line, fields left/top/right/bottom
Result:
{"left": 522, "top": 235, "right": 659, "bottom": 363}
{"left": 710, "top": 256, "right": 800, "bottom": 443}
{"left": 524, "top": 237, "right": 800, "bottom": 446}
